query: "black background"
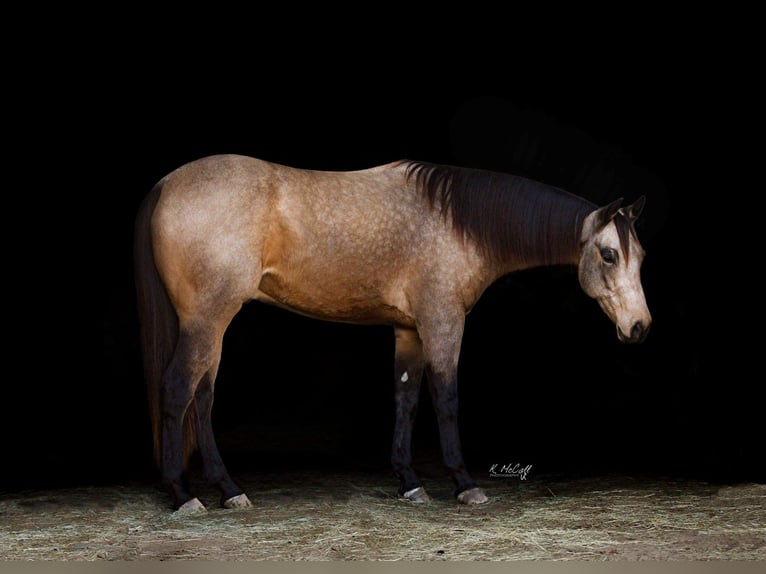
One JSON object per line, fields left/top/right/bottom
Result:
{"left": 5, "top": 20, "right": 756, "bottom": 494}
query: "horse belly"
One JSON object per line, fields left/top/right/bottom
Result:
{"left": 254, "top": 166, "right": 421, "bottom": 326}
{"left": 256, "top": 263, "right": 414, "bottom": 327}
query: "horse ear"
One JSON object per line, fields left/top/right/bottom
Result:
{"left": 594, "top": 197, "right": 623, "bottom": 230}
{"left": 621, "top": 195, "right": 646, "bottom": 222}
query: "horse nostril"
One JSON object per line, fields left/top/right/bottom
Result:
{"left": 630, "top": 321, "right": 645, "bottom": 342}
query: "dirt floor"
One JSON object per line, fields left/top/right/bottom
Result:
{"left": 1, "top": 468, "right": 764, "bottom": 561}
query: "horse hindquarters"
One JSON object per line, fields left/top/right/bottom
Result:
{"left": 134, "top": 183, "right": 251, "bottom": 511}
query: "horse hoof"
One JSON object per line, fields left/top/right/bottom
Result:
{"left": 223, "top": 493, "right": 253, "bottom": 509}
{"left": 400, "top": 486, "right": 431, "bottom": 503}
{"left": 457, "top": 487, "right": 488, "bottom": 505}
{"left": 177, "top": 497, "right": 207, "bottom": 512}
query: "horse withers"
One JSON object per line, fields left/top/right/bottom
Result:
{"left": 134, "top": 155, "right": 651, "bottom": 511}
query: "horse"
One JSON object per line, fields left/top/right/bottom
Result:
{"left": 134, "top": 154, "right": 651, "bottom": 511}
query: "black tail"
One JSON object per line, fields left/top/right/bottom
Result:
{"left": 133, "top": 182, "right": 199, "bottom": 469}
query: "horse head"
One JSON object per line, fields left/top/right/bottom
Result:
{"left": 578, "top": 196, "right": 651, "bottom": 344}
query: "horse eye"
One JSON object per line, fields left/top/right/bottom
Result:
{"left": 600, "top": 247, "right": 617, "bottom": 264}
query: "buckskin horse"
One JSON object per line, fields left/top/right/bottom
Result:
{"left": 134, "top": 155, "right": 651, "bottom": 511}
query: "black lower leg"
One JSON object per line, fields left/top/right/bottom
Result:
{"left": 391, "top": 329, "right": 425, "bottom": 495}
{"left": 161, "top": 395, "right": 195, "bottom": 508}
{"left": 195, "top": 375, "right": 244, "bottom": 504}
{"left": 427, "top": 369, "right": 477, "bottom": 495}
{"left": 159, "top": 332, "right": 209, "bottom": 509}
{"left": 391, "top": 381, "right": 422, "bottom": 494}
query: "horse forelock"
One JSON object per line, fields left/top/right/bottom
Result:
{"left": 403, "top": 160, "right": 596, "bottom": 266}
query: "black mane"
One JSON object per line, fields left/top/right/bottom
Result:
{"left": 404, "top": 161, "right": 597, "bottom": 266}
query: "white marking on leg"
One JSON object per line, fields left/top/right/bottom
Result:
{"left": 401, "top": 371, "right": 409, "bottom": 382}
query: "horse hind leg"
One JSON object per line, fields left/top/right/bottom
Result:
{"left": 159, "top": 329, "right": 207, "bottom": 510}
{"left": 391, "top": 328, "right": 430, "bottom": 502}
{"left": 194, "top": 365, "right": 252, "bottom": 509}
{"left": 161, "top": 317, "right": 237, "bottom": 511}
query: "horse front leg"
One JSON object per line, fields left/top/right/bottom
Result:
{"left": 420, "top": 316, "right": 488, "bottom": 505}
{"left": 425, "top": 366, "right": 488, "bottom": 504}
{"left": 391, "top": 328, "right": 430, "bottom": 502}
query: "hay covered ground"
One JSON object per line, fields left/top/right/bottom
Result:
{"left": 1, "top": 469, "right": 764, "bottom": 561}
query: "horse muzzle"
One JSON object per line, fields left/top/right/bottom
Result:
{"left": 617, "top": 320, "right": 650, "bottom": 344}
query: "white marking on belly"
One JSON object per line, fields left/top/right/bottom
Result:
{"left": 401, "top": 371, "right": 409, "bottom": 382}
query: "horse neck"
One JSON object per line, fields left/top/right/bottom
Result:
{"left": 487, "top": 197, "right": 592, "bottom": 277}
